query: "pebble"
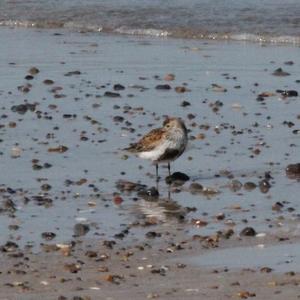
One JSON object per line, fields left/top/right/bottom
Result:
{"left": 10, "top": 146, "right": 22, "bottom": 158}
{"left": 104, "top": 91, "right": 121, "bottom": 97}
{"left": 243, "top": 182, "right": 257, "bottom": 191}
{"left": 189, "top": 182, "right": 203, "bottom": 194}
{"left": 259, "top": 180, "right": 271, "bottom": 193}
{"left": 41, "top": 232, "right": 56, "bottom": 241}
{"left": 240, "top": 227, "right": 256, "bottom": 237}
{"left": 28, "top": 67, "right": 40, "bottom": 75}
{"left": 73, "top": 223, "right": 90, "bottom": 236}
{"left": 113, "top": 84, "right": 125, "bottom": 91}
{"left": 286, "top": 163, "right": 300, "bottom": 179}
{"left": 165, "top": 172, "right": 190, "bottom": 185}
{"left": 276, "top": 89, "right": 298, "bottom": 97}
{"left": 164, "top": 73, "right": 175, "bottom": 81}
{"left": 155, "top": 84, "right": 171, "bottom": 90}
{"left": 272, "top": 68, "right": 290, "bottom": 76}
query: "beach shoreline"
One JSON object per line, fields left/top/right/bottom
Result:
{"left": 0, "top": 27, "right": 299, "bottom": 299}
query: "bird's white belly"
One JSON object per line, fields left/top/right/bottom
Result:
{"left": 138, "top": 139, "right": 182, "bottom": 162}
{"left": 138, "top": 143, "right": 168, "bottom": 161}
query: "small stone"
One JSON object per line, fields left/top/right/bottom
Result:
{"left": 43, "top": 79, "right": 54, "bottom": 85}
{"left": 286, "top": 163, "right": 300, "bottom": 179}
{"left": 138, "top": 187, "right": 159, "bottom": 199}
{"left": 165, "top": 172, "right": 190, "bottom": 185}
{"left": 10, "top": 146, "right": 22, "bottom": 158}
{"left": 145, "top": 231, "right": 161, "bottom": 238}
{"left": 189, "top": 182, "right": 203, "bottom": 194}
{"left": 259, "top": 180, "right": 271, "bottom": 193}
{"left": 175, "top": 86, "right": 187, "bottom": 93}
{"left": 113, "top": 84, "right": 125, "bottom": 91}
{"left": 272, "top": 68, "right": 290, "bottom": 76}
{"left": 180, "top": 100, "right": 191, "bottom": 107}
{"left": 240, "top": 227, "right": 256, "bottom": 237}
{"left": 48, "top": 145, "right": 68, "bottom": 153}
{"left": 272, "top": 202, "right": 284, "bottom": 211}
{"left": 243, "top": 182, "right": 257, "bottom": 191}
{"left": 155, "top": 84, "right": 171, "bottom": 90}
{"left": 104, "top": 91, "right": 121, "bottom": 98}
{"left": 41, "top": 232, "right": 56, "bottom": 241}
{"left": 229, "top": 180, "right": 242, "bottom": 192}
{"left": 73, "top": 223, "right": 90, "bottom": 237}
{"left": 164, "top": 74, "right": 175, "bottom": 81}
{"left": 277, "top": 90, "right": 298, "bottom": 97}
{"left": 28, "top": 67, "right": 40, "bottom": 75}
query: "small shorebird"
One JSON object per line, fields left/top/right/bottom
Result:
{"left": 124, "top": 117, "right": 188, "bottom": 180}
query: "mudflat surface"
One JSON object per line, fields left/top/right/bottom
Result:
{"left": 0, "top": 28, "right": 299, "bottom": 299}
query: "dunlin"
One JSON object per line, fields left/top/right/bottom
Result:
{"left": 124, "top": 117, "right": 188, "bottom": 180}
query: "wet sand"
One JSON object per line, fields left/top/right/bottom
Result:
{"left": 0, "top": 27, "right": 299, "bottom": 299}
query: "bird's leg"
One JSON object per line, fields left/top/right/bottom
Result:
{"left": 167, "top": 162, "right": 171, "bottom": 176}
{"left": 155, "top": 164, "right": 159, "bottom": 182}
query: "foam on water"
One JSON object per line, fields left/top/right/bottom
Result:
{"left": 0, "top": 0, "right": 300, "bottom": 44}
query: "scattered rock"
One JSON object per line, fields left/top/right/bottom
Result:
{"left": 64, "top": 70, "right": 81, "bottom": 76}
{"left": 145, "top": 231, "right": 161, "bottom": 238}
{"left": 73, "top": 223, "right": 90, "bottom": 236}
{"left": 259, "top": 180, "right": 271, "bottom": 193}
{"left": 243, "top": 182, "right": 257, "bottom": 191}
{"left": 165, "top": 172, "right": 190, "bottom": 185}
{"left": 272, "top": 68, "right": 290, "bottom": 76}
{"left": 276, "top": 89, "right": 298, "bottom": 97}
{"left": 41, "top": 232, "right": 56, "bottom": 241}
{"left": 43, "top": 79, "right": 54, "bottom": 85}
{"left": 164, "top": 74, "right": 175, "bottom": 81}
{"left": 28, "top": 67, "right": 40, "bottom": 75}
{"left": 189, "top": 182, "right": 203, "bottom": 194}
{"left": 113, "top": 84, "right": 125, "bottom": 91}
{"left": 104, "top": 91, "right": 121, "bottom": 97}
{"left": 175, "top": 86, "right": 188, "bottom": 93}
{"left": 155, "top": 84, "right": 171, "bottom": 90}
{"left": 240, "top": 227, "right": 256, "bottom": 237}
{"left": 48, "top": 145, "right": 68, "bottom": 153}
{"left": 286, "top": 163, "right": 300, "bottom": 179}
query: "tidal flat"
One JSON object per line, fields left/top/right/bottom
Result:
{"left": 0, "top": 27, "right": 299, "bottom": 299}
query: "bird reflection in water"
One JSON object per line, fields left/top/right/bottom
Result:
{"left": 132, "top": 185, "right": 187, "bottom": 224}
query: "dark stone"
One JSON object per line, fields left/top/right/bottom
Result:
{"left": 64, "top": 70, "right": 81, "bottom": 76}
{"left": 41, "top": 232, "right": 56, "bottom": 241}
{"left": 138, "top": 187, "right": 159, "bottom": 199}
{"left": 276, "top": 90, "right": 298, "bottom": 97}
{"left": 103, "top": 240, "right": 116, "bottom": 249}
{"left": 243, "top": 182, "right": 257, "bottom": 191}
{"left": 240, "top": 227, "right": 256, "bottom": 237}
{"left": 0, "top": 241, "right": 19, "bottom": 252}
{"left": 43, "top": 79, "right": 54, "bottom": 85}
{"left": 28, "top": 67, "right": 39, "bottom": 75}
{"left": 73, "top": 223, "right": 90, "bottom": 237}
{"left": 286, "top": 163, "right": 300, "bottom": 179}
{"left": 155, "top": 84, "right": 171, "bottom": 90}
{"left": 113, "top": 84, "right": 125, "bottom": 91}
{"left": 272, "top": 68, "right": 290, "bottom": 76}
{"left": 25, "top": 75, "right": 34, "bottom": 80}
{"left": 11, "top": 103, "right": 36, "bottom": 114}
{"left": 145, "top": 231, "right": 161, "bottom": 238}
{"left": 113, "top": 116, "right": 124, "bottom": 122}
{"left": 165, "top": 172, "right": 190, "bottom": 185}
{"left": 229, "top": 180, "right": 242, "bottom": 192}
{"left": 104, "top": 91, "right": 121, "bottom": 98}
{"left": 259, "top": 180, "right": 271, "bottom": 193}
{"left": 189, "top": 182, "right": 203, "bottom": 194}
{"left": 180, "top": 100, "right": 191, "bottom": 107}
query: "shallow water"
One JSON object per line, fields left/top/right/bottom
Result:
{"left": 0, "top": 0, "right": 300, "bottom": 44}
{"left": 183, "top": 242, "right": 300, "bottom": 273}
{"left": 0, "top": 28, "right": 299, "bottom": 251}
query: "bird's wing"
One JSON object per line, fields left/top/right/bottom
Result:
{"left": 125, "top": 128, "right": 165, "bottom": 153}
